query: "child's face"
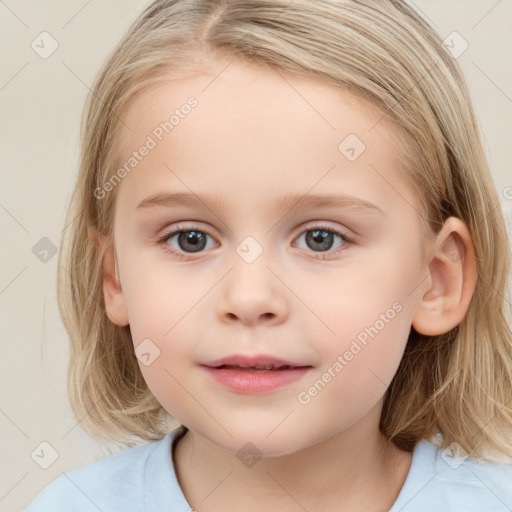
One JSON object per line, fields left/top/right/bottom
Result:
{"left": 108, "top": 58, "right": 433, "bottom": 456}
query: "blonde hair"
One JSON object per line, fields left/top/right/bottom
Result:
{"left": 58, "top": 0, "right": 512, "bottom": 459}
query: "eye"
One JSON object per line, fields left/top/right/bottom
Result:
{"left": 294, "top": 225, "right": 352, "bottom": 258}
{"left": 157, "top": 223, "right": 353, "bottom": 260}
{"left": 157, "top": 223, "right": 216, "bottom": 258}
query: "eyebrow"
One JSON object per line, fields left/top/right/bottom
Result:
{"left": 136, "top": 192, "right": 384, "bottom": 216}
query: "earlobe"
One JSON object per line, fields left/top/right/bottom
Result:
{"left": 88, "top": 227, "right": 130, "bottom": 327}
{"left": 412, "top": 217, "right": 477, "bottom": 336}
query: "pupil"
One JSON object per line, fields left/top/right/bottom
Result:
{"left": 307, "top": 229, "right": 332, "bottom": 251}
{"left": 179, "top": 231, "right": 206, "bottom": 252}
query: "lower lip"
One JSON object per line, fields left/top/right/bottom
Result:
{"left": 201, "top": 366, "right": 312, "bottom": 394}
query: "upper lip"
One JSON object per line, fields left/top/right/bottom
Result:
{"left": 201, "top": 354, "right": 312, "bottom": 370}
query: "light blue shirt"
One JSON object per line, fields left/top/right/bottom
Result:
{"left": 24, "top": 426, "right": 512, "bottom": 511}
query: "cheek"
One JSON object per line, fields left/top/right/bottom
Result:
{"left": 121, "top": 254, "right": 207, "bottom": 340}
{"left": 130, "top": 317, "right": 203, "bottom": 423}
{"left": 316, "top": 245, "right": 418, "bottom": 341}
{"left": 296, "top": 303, "right": 411, "bottom": 435}
{"left": 322, "top": 303, "right": 409, "bottom": 394}
{"left": 310, "top": 245, "right": 419, "bottom": 395}
{"left": 119, "top": 258, "right": 211, "bottom": 420}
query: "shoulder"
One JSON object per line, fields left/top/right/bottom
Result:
{"left": 426, "top": 440, "right": 512, "bottom": 496}
{"left": 23, "top": 432, "right": 175, "bottom": 512}
{"left": 391, "top": 439, "right": 512, "bottom": 512}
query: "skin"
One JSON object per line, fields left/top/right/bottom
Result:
{"left": 96, "top": 57, "right": 477, "bottom": 511}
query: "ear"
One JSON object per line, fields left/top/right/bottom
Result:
{"left": 88, "top": 227, "right": 130, "bottom": 327}
{"left": 412, "top": 217, "right": 477, "bottom": 336}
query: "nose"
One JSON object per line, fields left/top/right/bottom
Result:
{"left": 217, "top": 255, "right": 289, "bottom": 326}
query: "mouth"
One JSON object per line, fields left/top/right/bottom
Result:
{"left": 211, "top": 364, "right": 299, "bottom": 372}
{"left": 201, "top": 354, "right": 310, "bottom": 370}
{"left": 200, "top": 354, "right": 313, "bottom": 394}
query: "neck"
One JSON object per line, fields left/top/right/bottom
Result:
{"left": 173, "top": 404, "right": 413, "bottom": 512}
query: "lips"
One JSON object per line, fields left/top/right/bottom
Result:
{"left": 200, "top": 354, "right": 313, "bottom": 394}
{"left": 201, "top": 354, "right": 310, "bottom": 371}
{"left": 216, "top": 365, "right": 291, "bottom": 372}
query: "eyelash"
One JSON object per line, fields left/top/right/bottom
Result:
{"left": 156, "top": 222, "right": 354, "bottom": 261}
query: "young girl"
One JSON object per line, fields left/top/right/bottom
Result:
{"left": 25, "top": 0, "right": 512, "bottom": 510}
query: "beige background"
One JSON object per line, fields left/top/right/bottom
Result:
{"left": 1, "top": 1, "right": 511, "bottom": 510}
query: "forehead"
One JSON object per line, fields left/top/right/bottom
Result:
{"left": 113, "top": 58, "right": 415, "bottom": 214}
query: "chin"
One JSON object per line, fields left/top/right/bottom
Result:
{"left": 210, "top": 428, "right": 311, "bottom": 459}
